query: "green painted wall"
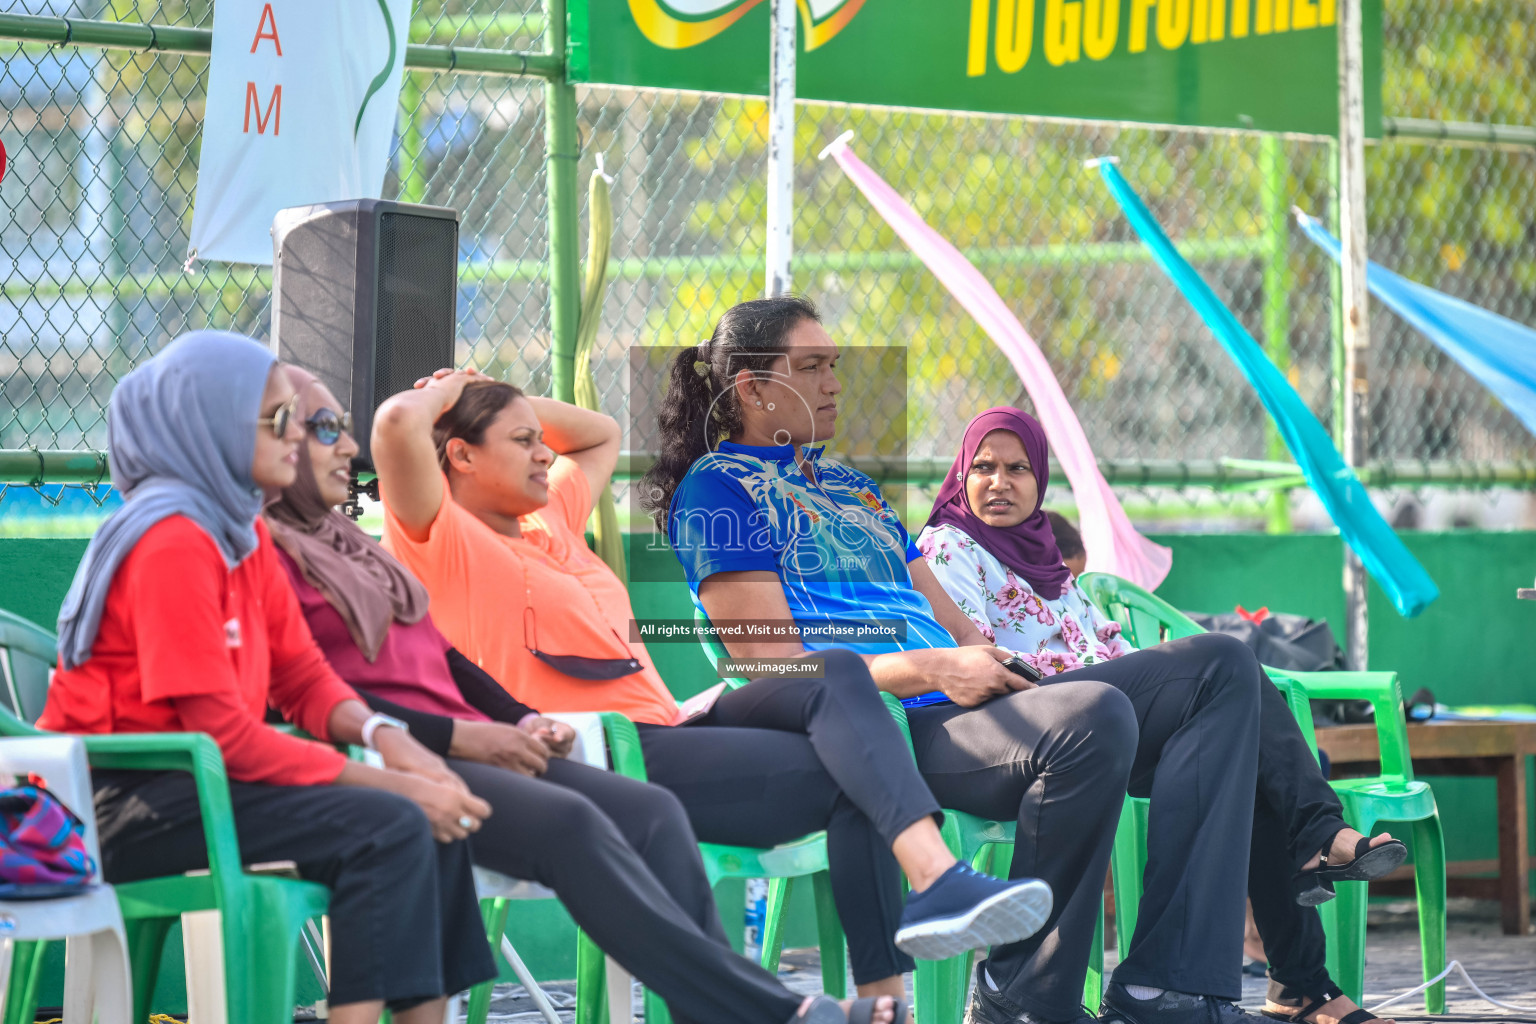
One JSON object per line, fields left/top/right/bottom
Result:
{"left": 6, "top": 530, "right": 1532, "bottom": 1007}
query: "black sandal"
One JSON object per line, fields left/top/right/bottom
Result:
{"left": 1262, "top": 980, "right": 1382, "bottom": 1024}
{"left": 1291, "top": 836, "right": 1408, "bottom": 906}
{"left": 795, "top": 995, "right": 911, "bottom": 1024}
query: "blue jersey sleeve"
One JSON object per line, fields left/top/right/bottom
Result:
{"left": 667, "top": 465, "right": 780, "bottom": 587}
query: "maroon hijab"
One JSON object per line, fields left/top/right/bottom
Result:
{"left": 926, "top": 407, "right": 1072, "bottom": 601}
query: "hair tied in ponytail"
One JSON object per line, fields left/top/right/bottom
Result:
{"left": 641, "top": 295, "right": 821, "bottom": 531}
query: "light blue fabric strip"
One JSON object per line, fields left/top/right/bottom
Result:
{"left": 1295, "top": 210, "right": 1536, "bottom": 441}
{"left": 1094, "top": 161, "right": 1438, "bottom": 618}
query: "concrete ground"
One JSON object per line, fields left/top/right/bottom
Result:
{"left": 466, "top": 899, "right": 1536, "bottom": 1023}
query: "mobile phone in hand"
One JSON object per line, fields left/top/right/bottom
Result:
{"left": 1002, "top": 654, "right": 1043, "bottom": 683}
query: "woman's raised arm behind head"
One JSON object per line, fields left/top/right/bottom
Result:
{"left": 371, "top": 367, "right": 488, "bottom": 541}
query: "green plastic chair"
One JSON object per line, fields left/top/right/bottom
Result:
{"left": 693, "top": 609, "right": 1106, "bottom": 1024}
{"left": 1103, "top": 677, "right": 1313, "bottom": 963}
{"left": 0, "top": 608, "right": 520, "bottom": 1024}
{"left": 0, "top": 608, "right": 332, "bottom": 1024}
{"left": 1077, "top": 574, "right": 1447, "bottom": 1012}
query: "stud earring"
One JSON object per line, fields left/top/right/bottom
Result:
{"left": 756, "top": 400, "right": 763, "bottom": 408}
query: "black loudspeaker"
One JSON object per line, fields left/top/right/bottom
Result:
{"left": 271, "top": 198, "right": 459, "bottom": 468}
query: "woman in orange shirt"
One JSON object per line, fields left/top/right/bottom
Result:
{"left": 373, "top": 367, "right": 1055, "bottom": 1019}
{"left": 40, "top": 331, "right": 495, "bottom": 1024}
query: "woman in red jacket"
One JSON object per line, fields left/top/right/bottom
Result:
{"left": 40, "top": 330, "right": 496, "bottom": 1024}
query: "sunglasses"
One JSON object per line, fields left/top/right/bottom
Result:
{"left": 256, "top": 394, "right": 300, "bottom": 439}
{"left": 305, "top": 408, "right": 353, "bottom": 446}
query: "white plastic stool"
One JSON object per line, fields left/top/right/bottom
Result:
{"left": 0, "top": 736, "right": 131, "bottom": 1024}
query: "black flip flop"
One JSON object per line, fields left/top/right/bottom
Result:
{"left": 794, "top": 995, "right": 911, "bottom": 1024}
{"left": 1291, "top": 836, "right": 1408, "bottom": 906}
{"left": 1261, "top": 980, "right": 1382, "bottom": 1024}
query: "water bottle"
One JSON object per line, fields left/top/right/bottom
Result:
{"left": 744, "top": 878, "right": 769, "bottom": 957}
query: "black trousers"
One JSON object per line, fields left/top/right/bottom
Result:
{"left": 910, "top": 633, "right": 1264, "bottom": 1019}
{"left": 1061, "top": 634, "right": 1350, "bottom": 1001}
{"left": 637, "top": 648, "right": 943, "bottom": 985}
{"left": 92, "top": 771, "right": 497, "bottom": 1010}
{"left": 451, "top": 756, "right": 804, "bottom": 1024}
{"left": 1246, "top": 657, "right": 1351, "bottom": 997}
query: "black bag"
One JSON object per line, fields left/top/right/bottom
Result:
{"left": 1184, "top": 611, "right": 1376, "bottom": 726}
{"left": 1185, "top": 611, "right": 1344, "bottom": 672}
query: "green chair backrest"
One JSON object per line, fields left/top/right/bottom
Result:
{"left": 694, "top": 606, "right": 752, "bottom": 689}
{"left": 1077, "top": 572, "right": 1205, "bottom": 648}
{"left": 0, "top": 608, "right": 58, "bottom": 726}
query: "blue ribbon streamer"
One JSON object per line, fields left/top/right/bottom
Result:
{"left": 1295, "top": 210, "right": 1536, "bottom": 442}
{"left": 1093, "top": 160, "right": 1438, "bottom": 618}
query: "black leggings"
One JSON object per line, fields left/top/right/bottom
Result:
{"left": 910, "top": 633, "right": 1268, "bottom": 1018}
{"left": 451, "top": 756, "right": 803, "bottom": 1024}
{"left": 637, "top": 648, "right": 943, "bottom": 985}
{"left": 92, "top": 771, "right": 496, "bottom": 1010}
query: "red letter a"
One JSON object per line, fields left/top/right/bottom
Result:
{"left": 250, "top": 4, "right": 282, "bottom": 55}
{"left": 243, "top": 82, "right": 282, "bottom": 135}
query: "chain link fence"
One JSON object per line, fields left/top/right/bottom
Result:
{"left": 2, "top": 0, "right": 1533, "bottom": 526}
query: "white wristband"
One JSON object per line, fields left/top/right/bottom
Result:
{"left": 361, "top": 713, "right": 409, "bottom": 751}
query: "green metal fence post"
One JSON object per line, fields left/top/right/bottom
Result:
{"left": 544, "top": 0, "right": 581, "bottom": 403}
{"left": 1261, "top": 134, "right": 1294, "bottom": 534}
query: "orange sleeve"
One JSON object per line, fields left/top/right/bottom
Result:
{"left": 542, "top": 457, "right": 593, "bottom": 536}
{"left": 129, "top": 520, "right": 247, "bottom": 704}
{"left": 256, "top": 527, "right": 360, "bottom": 741}
{"left": 382, "top": 476, "right": 462, "bottom": 575}
{"left": 171, "top": 689, "right": 347, "bottom": 785}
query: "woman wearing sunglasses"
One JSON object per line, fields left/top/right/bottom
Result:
{"left": 265, "top": 366, "right": 910, "bottom": 1024}
{"left": 369, "top": 367, "right": 1058, "bottom": 1024}
{"left": 39, "top": 331, "right": 497, "bottom": 1024}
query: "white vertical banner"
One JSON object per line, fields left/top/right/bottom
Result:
{"left": 188, "top": 0, "right": 413, "bottom": 265}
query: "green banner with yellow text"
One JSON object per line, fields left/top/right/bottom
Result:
{"left": 568, "top": 0, "right": 1380, "bottom": 136}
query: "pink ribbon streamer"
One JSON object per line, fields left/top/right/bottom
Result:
{"left": 822, "top": 135, "right": 1171, "bottom": 589}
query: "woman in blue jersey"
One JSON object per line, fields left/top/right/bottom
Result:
{"left": 644, "top": 296, "right": 1265, "bottom": 1024}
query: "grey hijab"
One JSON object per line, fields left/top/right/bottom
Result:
{"left": 56, "top": 330, "right": 278, "bottom": 669}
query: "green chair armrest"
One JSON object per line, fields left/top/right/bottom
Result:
{"left": 598, "top": 712, "right": 649, "bottom": 782}
{"left": 1259, "top": 670, "right": 1321, "bottom": 761}
{"left": 82, "top": 731, "right": 247, "bottom": 890}
{"left": 0, "top": 706, "right": 44, "bottom": 738}
{"left": 880, "top": 692, "right": 917, "bottom": 757}
{"left": 1281, "top": 670, "right": 1414, "bottom": 780}
{"left": 1076, "top": 573, "right": 1416, "bottom": 781}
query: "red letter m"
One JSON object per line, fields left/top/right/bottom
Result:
{"left": 243, "top": 82, "right": 282, "bottom": 135}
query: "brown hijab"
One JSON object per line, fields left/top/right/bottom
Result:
{"left": 264, "top": 366, "right": 429, "bottom": 661}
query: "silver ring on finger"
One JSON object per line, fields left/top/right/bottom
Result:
{"left": 458, "top": 815, "right": 475, "bottom": 829}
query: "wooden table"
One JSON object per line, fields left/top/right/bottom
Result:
{"left": 1316, "top": 720, "right": 1536, "bottom": 935}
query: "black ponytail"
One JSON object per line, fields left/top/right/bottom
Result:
{"left": 640, "top": 295, "right": 821, "bottom": 530}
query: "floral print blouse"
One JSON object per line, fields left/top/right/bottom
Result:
{"left": 916, "top": 522, "right": 1136, "bottom": 676}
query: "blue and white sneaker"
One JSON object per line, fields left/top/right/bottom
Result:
{"left": 895, "top": 863, "right": 1053, "bottom": 960}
